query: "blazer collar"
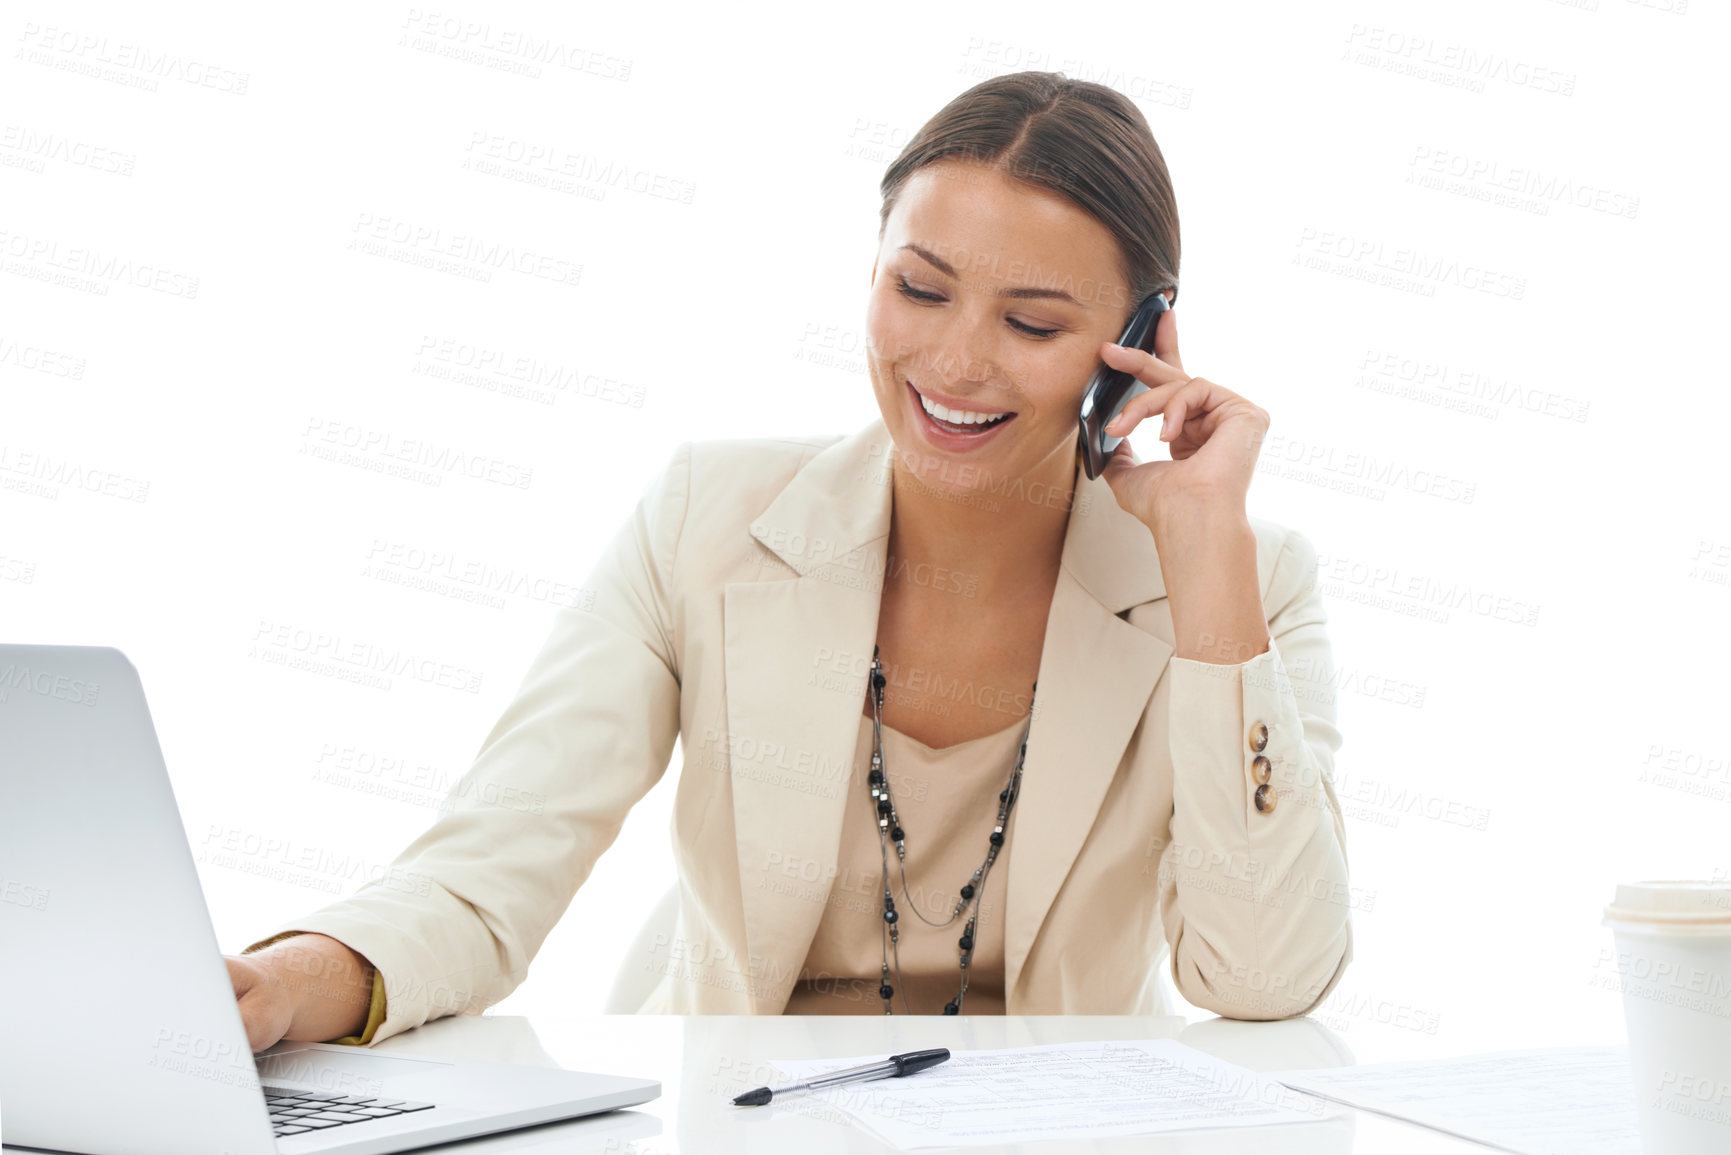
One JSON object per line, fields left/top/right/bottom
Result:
{"left": 723, "top": 416, "right": 1173, "bottom": 1010}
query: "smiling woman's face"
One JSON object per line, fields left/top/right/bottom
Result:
{"left": 867, "top": 158, "right": 1137, "bottom": 494}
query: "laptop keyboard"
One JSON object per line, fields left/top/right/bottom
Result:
{"left": 261, "top": 1085, "right": 436, "bottom": 1137}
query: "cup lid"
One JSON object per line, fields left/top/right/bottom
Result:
{"left": 1603, "top": 880, "right": 1731, "bottom": 928}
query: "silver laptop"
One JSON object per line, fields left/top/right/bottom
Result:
{"left": 0, "top": 643, "right": 660, "bottom": 1154}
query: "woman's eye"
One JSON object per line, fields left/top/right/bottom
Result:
{"left": 1009, "top": 318, "right": 1060, "bottom": 339}
{"left": 894, "top": 276, "right": 943, "bottom": 303}
{"left": 894, "top": 276, "right": 1061, "bottom": 339}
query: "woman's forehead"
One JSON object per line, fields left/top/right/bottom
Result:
{"left": 887, "top": 162, "right": 1127, "bottom": 308}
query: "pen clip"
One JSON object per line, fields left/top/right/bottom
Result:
{"left": 890, "top": 1048, "right": 951, "bottom": 1077}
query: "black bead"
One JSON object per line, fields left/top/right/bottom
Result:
{"left": 999, "top": 789, "right": 1008, "bottom": 801}
{"left": 959, "top": 935, "right": 973, "bottom": 951}
{"left": 883, "top": 909, "right": 898, "bottom": 924}
{"left": 943, "top": 1002, "right": 959, "bottom": 1015}
{"left": 960, "top": 884, "right": 975, "bottom": 900}
{"left": 879, "top": 984, "right": 894, "bottom": 999}
{"left": 869, "top": 769, "right": 883, "bottom": 786}
{"left": 877, "top": 798, "right": 892, "bottom": 815}
{"left": 989, "top": 831, "right": 1004, "bottom": 846}
{"left": 871, "top": 670, "right": 886, "bottom": 690}
{"left": 890, "top": 826, "right": 904, "bottom": 841}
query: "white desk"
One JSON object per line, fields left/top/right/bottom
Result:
{"left": 353, "top": 1012, "right": 1570, "bottom": 1153}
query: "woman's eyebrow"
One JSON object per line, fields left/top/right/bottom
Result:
{"left": 899, "top": 243, "right": 1083, "bottom": 305}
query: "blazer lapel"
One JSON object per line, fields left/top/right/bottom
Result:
{"left": 722, "top": 417, "right": 1173, "bottom": 1012}
{"left": 1002, "top": 469, "right": 1173, "bottom": 1004}
{"left": 724, "top": 421, "right": 896, "bottom": 1011}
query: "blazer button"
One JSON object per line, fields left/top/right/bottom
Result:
{"left": 1248, "top": 721, "right": 1269, "bottom": 753}
{"left": 1251, "top": 755, "right": 1272, "bottom": 786}
{"left": 1254, "top": 783, "right": 1277, "bottom": 813}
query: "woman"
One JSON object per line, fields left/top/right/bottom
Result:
{"left": 228, "top": 71, "right": 1353, "bottom": 1048}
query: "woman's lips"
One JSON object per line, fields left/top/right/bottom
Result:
{"left": 906, "top": 379, "right": 1016, "bottom": 450}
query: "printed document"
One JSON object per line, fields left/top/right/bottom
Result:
{"left": 767, "top": 1038, "right": 1344, "bottom": 1148}
{"left": 1274, "top": 1045, "right": 1642, "bottom": 1155}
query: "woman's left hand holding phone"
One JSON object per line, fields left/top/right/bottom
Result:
{"left": 1094, "top": 308, "right": 1274, "bottom": 665}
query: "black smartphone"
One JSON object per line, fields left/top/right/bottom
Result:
{"left": 1076, "top": 289, "right": 1173, "bottom": 480}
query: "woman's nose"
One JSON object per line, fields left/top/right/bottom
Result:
{"left": 924, "top": 318, "right": 998, "bottom": 387}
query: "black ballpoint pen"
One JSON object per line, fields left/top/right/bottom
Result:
{"left": 731, "top": 1048, "right": 951, "bottom": 1106}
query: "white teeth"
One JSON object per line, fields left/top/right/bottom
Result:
{"left": 918, "top": 390, "right": 1009, "bottom": 426}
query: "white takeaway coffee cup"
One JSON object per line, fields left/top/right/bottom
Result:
{"left": 1602, "top": 881, "right": 1731, "bottom": 1154}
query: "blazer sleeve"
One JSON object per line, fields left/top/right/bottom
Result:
{"left": 239, "top": 441, "right": 694, "bottom": 1045}
{"left": 1156, "top": 525, "right": 1354, "bottom": 1020}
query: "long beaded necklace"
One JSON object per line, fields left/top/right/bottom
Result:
{"left": 866, "top": 644, "right": 1036, "bottom": 1015}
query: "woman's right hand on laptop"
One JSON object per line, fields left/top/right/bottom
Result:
{"left": 225, "top": 933, "right": 377, "bottom": 1051}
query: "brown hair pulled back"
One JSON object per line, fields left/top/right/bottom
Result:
{"left": 879, "top": 70, "right": 1180, "bottom": 323}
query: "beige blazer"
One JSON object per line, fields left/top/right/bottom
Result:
{"left": 244, "top": 416, "right": 1353, "bottom": 1043}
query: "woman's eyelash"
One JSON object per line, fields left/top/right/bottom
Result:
{"left": 894, "top": 276, "right": 1060, "bottom": 339}
{"left": 895, "top": 279, "right": 943, "bottom": 303}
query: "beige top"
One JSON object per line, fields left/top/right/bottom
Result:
{"left": 783, "top": 708, "right": 1030, "bottom": 1015}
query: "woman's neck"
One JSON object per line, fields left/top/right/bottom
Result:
{"left": 886, "top": 445, "right": 1075, "bottom": 605}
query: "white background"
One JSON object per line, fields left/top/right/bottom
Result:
{"left": 5, "top": 0, "right": 1728, "bottom": 1062}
